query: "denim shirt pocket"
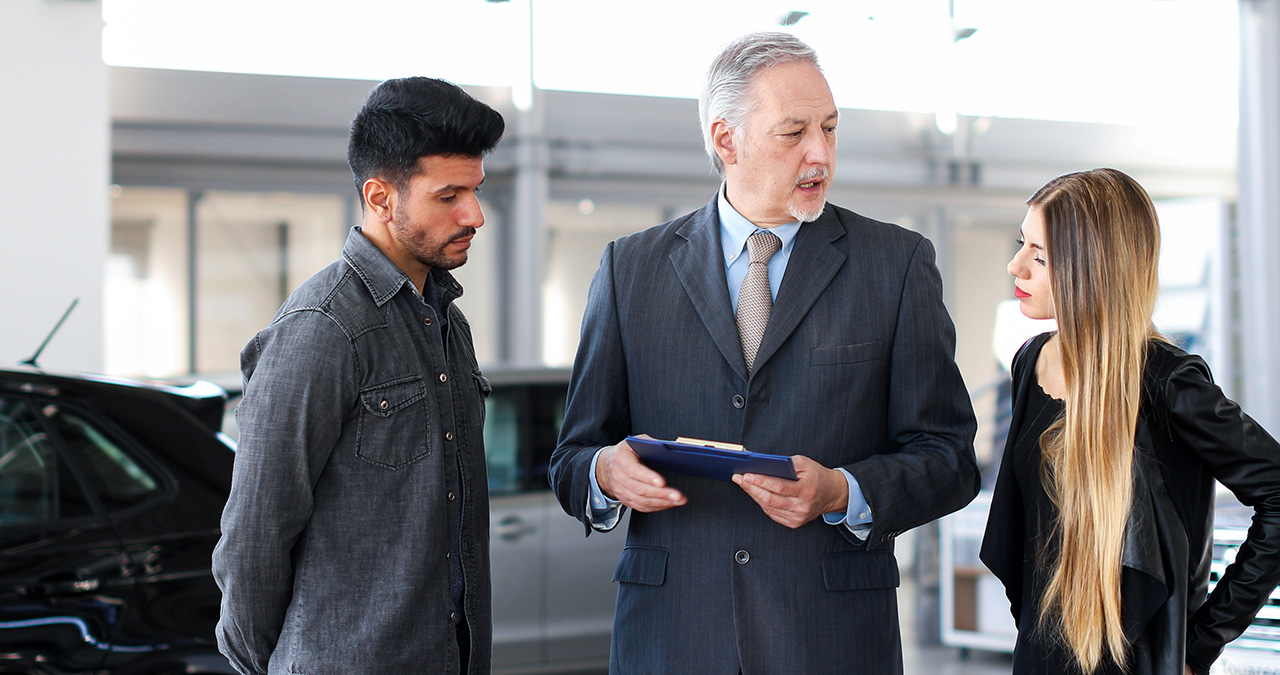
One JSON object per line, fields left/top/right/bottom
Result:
{"left": 473, "top": 368, "right": 491, "bottom": 398}
{"left": 356, "top": 376, "right": 430, "bottom": 469}
{"left": 473, "top": 368, "right": 491, "bottom": 427}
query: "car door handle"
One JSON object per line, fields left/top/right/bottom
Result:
{"left": 494, "top": 515, "right": 536, "bottom": 541}
{"left": 21, "top": 575, "right": 102, "bottom": 597}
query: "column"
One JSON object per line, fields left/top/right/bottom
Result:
{"left": 0, "top": 0, "right": 109, "bottom": 371}
{"left": 1237, "top": 0, "right": 1280, "bottom": 428}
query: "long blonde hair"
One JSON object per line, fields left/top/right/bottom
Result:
{"left": 1030, "top": 168, "right": 1162, "bottom": 672}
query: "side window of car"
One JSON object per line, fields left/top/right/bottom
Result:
{"left": 40, "top": 404, "right": 160, "bottom": 512}
{"left": 484, "top": 392, "right": 521, "bottom": 494}
{"left": 526, "top": 386, "right": 566, "bottom": 487}
{"left": 482, "top": 379, "right": 568, "bottom": 495}
{"left": 0, "top": 396, "right": 92, "bottom": 525}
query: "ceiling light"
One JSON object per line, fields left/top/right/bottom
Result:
{"left": 779, "top": 10, "right": 809, "bottom": 26}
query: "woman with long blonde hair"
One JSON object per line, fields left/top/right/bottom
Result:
{"left": 980, "top": 168, "right": 1280, "bottom": 674}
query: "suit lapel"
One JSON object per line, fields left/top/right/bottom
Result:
{"left": 751, "top": 209, "right": 847, "bottom": 372}
{"left": 670, "top": 199, "right": 750, "bottom": 383}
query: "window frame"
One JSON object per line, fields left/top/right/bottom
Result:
{"left": 0, "top": 391, "right": 176, "bottom": 536}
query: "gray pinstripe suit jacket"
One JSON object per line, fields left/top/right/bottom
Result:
{"left": 549, "top": 196, "right": 979, "bottom": 674}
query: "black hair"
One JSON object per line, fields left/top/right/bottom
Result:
{"left": 347, "top": 76, "right": 505, "bottom": 198}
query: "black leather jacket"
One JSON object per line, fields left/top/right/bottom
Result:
{"left": 982, "top": 333, "right": 1280, "bottom": 675}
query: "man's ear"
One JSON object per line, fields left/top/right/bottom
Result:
{"left": 711, "top": 119, "right": 738, "bottom": 166}
{"left": 362, "top": 177, "right": 395, "bottom": 223}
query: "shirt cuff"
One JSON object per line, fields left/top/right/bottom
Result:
{"left": 586, "top": 448, "right": 623, "bottom": 531}
{"left": 822, "top": 467, "right": 872, "bottom": 540}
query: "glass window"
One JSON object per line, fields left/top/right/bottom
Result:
{"left": 526, "top": 385, "right": 566, "bottom": 487}
{"left": 0, "top": 397, "right": 92, "bottom": 525}
{"left": 481, "top": 380, "right": 568, "bottom": 495}
{"left": 106, "top": 187, "right": 353, "bottom": 377}
{"left": 41, "top": 405, "right": 160, "bottom": 512}
{"left": 484, "top": 393, "right": 521, "bottom": 495}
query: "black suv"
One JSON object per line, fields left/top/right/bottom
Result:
{"left": 0, "top": 366, "right": 235, "bottom": 673}
{"left": 0, "top": 365, "right": 619, "bottom": 675}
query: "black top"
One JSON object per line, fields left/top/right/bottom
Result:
{"left": 1007, "top": 383, "right": 1132, "bottom": 674}
{"left": 983, "top": 332, "right": 1280, "bottom": 675}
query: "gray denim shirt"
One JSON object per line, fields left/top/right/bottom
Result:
{"left": 213, "top": 227, "right": 491, "bottom": 675}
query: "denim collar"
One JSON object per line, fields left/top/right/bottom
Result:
{"left": 342, "top": 226, "right": 463, "bottom": 308}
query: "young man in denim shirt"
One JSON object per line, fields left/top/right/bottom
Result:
{"left": 213, "top": 77, "right": 503, "bottom": 675}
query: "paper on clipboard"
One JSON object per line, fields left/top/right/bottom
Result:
{"left": 625, "top": 436, "right": 797, "bottom": 481}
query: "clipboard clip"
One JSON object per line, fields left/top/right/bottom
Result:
{"left": 675, "top": 437, "right": 746, "bottom": 452}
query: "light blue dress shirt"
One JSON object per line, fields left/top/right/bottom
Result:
{"left": 586, "top": 186, "right": 873, "bottom": 538}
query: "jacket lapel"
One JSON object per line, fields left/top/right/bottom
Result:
{"left": 670, "top": 199, "right": 750, "bottom": 382}
{"left": 751, "top": 209, "right": 847, "bottom": 373}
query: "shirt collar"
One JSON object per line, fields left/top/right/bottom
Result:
{"left": 717, "top": 183, "right": 802, "bottom": 267}
{"left": 342, "top": 226, "right": 463, "bottom": 307}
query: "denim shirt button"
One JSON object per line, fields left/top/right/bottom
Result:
{"left": 423, "top": 317, "right": 433, "bottom": 326}
{"left": 379, "top": 399, "right": 389, "bottom": 410}
{"left": 447, "top": 492, "right": 456, "bottom": 501}
{"left": 445, "top": 431, "right": 454, "bottom": 441}
{"left": 438, "top": 373, "right": 448, "bottom": 383}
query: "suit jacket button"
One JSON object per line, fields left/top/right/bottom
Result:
{"left": 735, "top": 549, "right": 750, "bottom": 565}
{"left": 732, "top": 395, "right": 745, "bottom": 409}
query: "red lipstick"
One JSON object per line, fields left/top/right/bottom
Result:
{"left": 1014, "top": 286, "right": 1031, "bottom": 299}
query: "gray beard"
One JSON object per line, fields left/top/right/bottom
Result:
{"left": 790, "top": 201, "right": 825, "bottom": 223}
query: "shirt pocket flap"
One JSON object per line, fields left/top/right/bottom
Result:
{"left": 821, "top": 551, "right": 900, "bottom": 591}
{"left": 472, "top": 368, "right": 492, "bottom": 398}
{"left": 612, "top": 545, "right": 668, "bottom": 586}
{"left": 359, "top": 377, "right": 426, "bottom": 417}
{"left": 811, "top": 341, "right": 884, "bottom": 365}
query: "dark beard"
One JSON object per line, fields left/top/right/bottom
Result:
{"left": 414, "top": 228, "right": 475, "bottom": 271}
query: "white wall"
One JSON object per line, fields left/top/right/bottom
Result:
{"left": 953, "top": 224, "right": 1020, "bottom": 466}
{"left": 448, "top": 198, "right": 502, "bottom": 366}
{"left": 106, "top": 187, "right": 190, "bottom": 376}
{"left": 0, "top": 0, "right": 108, "bottom": 372}
{"left": 540, "top": 201, "right": 664, "bottom": 367}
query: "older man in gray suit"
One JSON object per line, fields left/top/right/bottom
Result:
{"left": 549, "top": 32, "right": 979, "bottom": 674}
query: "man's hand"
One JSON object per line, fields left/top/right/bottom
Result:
{"left": 596, "top": 437, "right": 687, "bottom": 513}
{"left": 732, "top": 455, "right": 848, "bottom": 528}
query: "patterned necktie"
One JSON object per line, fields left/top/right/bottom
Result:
{"left": 737, "top": 230, "right": 782, "bottom": 373}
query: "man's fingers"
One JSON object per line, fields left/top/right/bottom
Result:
{"left": 737, "top": 472, "right": 803, "bottom": 497}
{"left": 626, "top": 492, "right": 687, "bottom": 513}
{"left": 617, "top": 484, "right": 686, "bottom": 512}
{"left": 733, "top": 472, "right": 819, "bottom": 529}
{"left": 615, "top": 450, "right": 668, "bottom": 487}
{"left": 609, "top": 445, "right": 685, "bottom": 512}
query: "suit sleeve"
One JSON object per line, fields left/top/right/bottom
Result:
{"left": 212, "top": 310, "right": 351, "bottom": 674}
{"left": 843, "top": 236, "right": 980, "bottom": 549}
{"left": 549, "top": 241, "right": 633, "bottom": 534}
{"left": 1168, "top": 356, "right": 1280, "bottom": 672}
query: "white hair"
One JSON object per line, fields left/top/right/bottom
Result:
{"left": 698, "top": 32, "right": 822, "bottom": 177}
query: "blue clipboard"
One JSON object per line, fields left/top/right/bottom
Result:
{"left": 625, "top": 436, "right": 797, "bottom": 481}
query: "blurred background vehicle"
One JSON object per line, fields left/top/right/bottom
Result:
{"left": 475, "top": 367, "right": 622, "bottom": 674}
{"left": 0, "top": 366, "right": 234, "bottom": 674}
{"left": 0, "top": 365, "right": 619, "bottom": 675}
